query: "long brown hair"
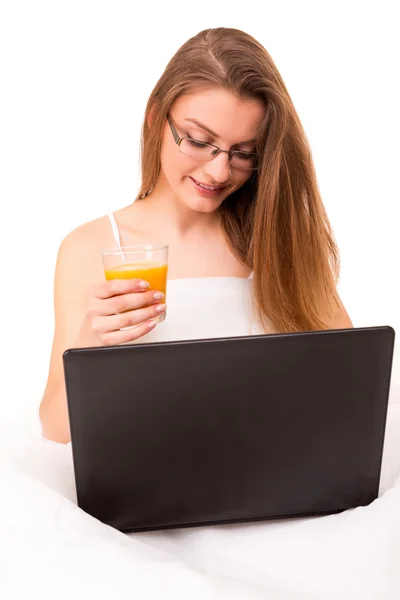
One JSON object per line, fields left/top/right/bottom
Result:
{"left": 137, "top": 27, "right": 340, "bottom": 333}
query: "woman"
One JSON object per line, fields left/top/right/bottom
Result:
{"left": 39, "top": 27, "right": 352, "bottom": 444}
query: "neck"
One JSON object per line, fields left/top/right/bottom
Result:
{"left": 143, "top": 175, "right": 222, "bottom": 238}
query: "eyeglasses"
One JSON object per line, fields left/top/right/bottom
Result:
{"left": 167, "top": 114, "right": 258, "bottom": 171}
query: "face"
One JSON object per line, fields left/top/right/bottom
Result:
{"left": 158, "top": 87, "right": 265, "bottom": 214}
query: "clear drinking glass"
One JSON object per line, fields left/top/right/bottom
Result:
{"left": 102, "top": 245, "right": 169, "bottom": 322}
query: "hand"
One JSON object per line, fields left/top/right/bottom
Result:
{"left": 79, "top": 278, "right": 165, "bottom": 346}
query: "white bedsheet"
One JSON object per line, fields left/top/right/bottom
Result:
{"left": 1, "top": 401, "right": 400, "bottom": 600}
{"left": 2, "top": 279, "right": 399, "bottom": 599}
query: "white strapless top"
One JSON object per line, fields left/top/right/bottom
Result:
{"left": 131, "top": 276, "right": 266, "bottom": 344}
{"left": 107, "top": 213, "right": 268, "bottom": 343}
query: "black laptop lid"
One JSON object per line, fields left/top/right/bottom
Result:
{"left": 63, "top": 326, "right": 395, "bottom": 532}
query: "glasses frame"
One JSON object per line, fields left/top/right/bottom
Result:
{"left": 167, "top": 114, "right": 258, "bottom": 171}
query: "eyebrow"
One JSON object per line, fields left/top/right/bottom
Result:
{"left": 184, "top": 118, "right": 256, "bottom": 145}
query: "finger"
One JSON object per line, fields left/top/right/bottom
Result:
{"left": 91, "top": 278, "right": 150, "bottom": 300}
{"left": 92, "top": 303, "right": 166, "bottom": 335}
{"left": 87, "top": 289, "right": 165, "bottom": 318}
{"left": 97, "top": 318, "right": 158, "bottom": 346}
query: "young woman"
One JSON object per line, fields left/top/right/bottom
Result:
{"left": 39, "top": 27, "right": 352, "bottom": 444}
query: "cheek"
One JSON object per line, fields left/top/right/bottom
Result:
{"left": 161, "top": 144, "right": 192, "bottom": 180}
{"left": 160, "top": 131, "right": 179, "bottom": 176}
{"left": 233, "top": 172, "right": 252, "bottom": 189}
{"left": 160, "top": 150, "right": 176, "bottom": 183}
{"left": 171, "top": 158, "right": 198, "bottom": 183}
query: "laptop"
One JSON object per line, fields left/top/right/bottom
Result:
{"left": 63, "top": 326, "right": 395, "bottom": 532}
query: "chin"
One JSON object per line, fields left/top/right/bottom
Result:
{"left": 179, "top": 176, "right": 228, "bottom": 213}
{"left": 181, "top": 195, "right": 224, "bottom": 214}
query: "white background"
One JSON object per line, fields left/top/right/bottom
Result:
{"left": 1, "top": 0, "right": 399, "bottom": 434}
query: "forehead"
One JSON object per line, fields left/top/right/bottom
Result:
{"left": 171, "top": 87, "right": 265, "bottom": 142}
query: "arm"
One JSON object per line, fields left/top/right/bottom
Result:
{"left": 39, "top": 221, "right": 164, "bottom": 443}
{"left": 39, "top": 226, "right": 103, "bottom": 444}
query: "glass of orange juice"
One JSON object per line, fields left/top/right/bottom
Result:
{"left": 102, "top": 245, "right": 169, "bottom": 323}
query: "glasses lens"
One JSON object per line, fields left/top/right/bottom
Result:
{"left": 179, "top": 138, "right": 215, "bottom": 161}
{"left": 179, "top": 139, "right": 258, "bottom": 170}
{"left": 230, "top": 151, "right": 257, "bottom": 170}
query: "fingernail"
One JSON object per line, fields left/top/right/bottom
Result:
{"left": 147, "top": 320, "right": 157, "bottom": 328}
{"left": 155, "top": 303, "right": 166, "bottom": 313}
{"left": 138, "top": 281, "right": 149, "bottom": 289}
{"left": 153, "top": 291, "right": 164, "bottom": 300}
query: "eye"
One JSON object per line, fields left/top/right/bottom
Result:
{"left": 186, "top": 138, "right": 210, "bottom": 149}
{"left": 233, "top": 151, "right": 256, "bottom": 161}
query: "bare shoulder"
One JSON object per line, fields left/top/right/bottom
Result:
{"left": 325, "top": 294, "right": 353, "bottom": 330}
{"left": 59, "top": 214, "right": 116, "bottom": 257}
{"left": 56, "top": 212, "right": 126, "bottom": 279}
{"left": 52, "top": 213, "right": 123, "bottom": 325}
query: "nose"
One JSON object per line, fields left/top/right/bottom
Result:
{"left": 202, "top": 151, "right": 231, "bottom": 185}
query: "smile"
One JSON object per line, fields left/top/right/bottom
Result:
{"left": 194, "top": 179, "right": 223, "bottom": 191}
{"left": 189, "top": 177, "right": 227, "bottom": 196}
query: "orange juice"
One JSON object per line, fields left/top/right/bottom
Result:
{"left": 104, "top": 262, "right": 168, "bottom": 298}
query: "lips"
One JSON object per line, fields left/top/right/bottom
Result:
{"left": 189, "top": 177, "right": 227, "bottom": 197}
{"left": 192, "top": 178, "right": 225, "bottom": 191}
